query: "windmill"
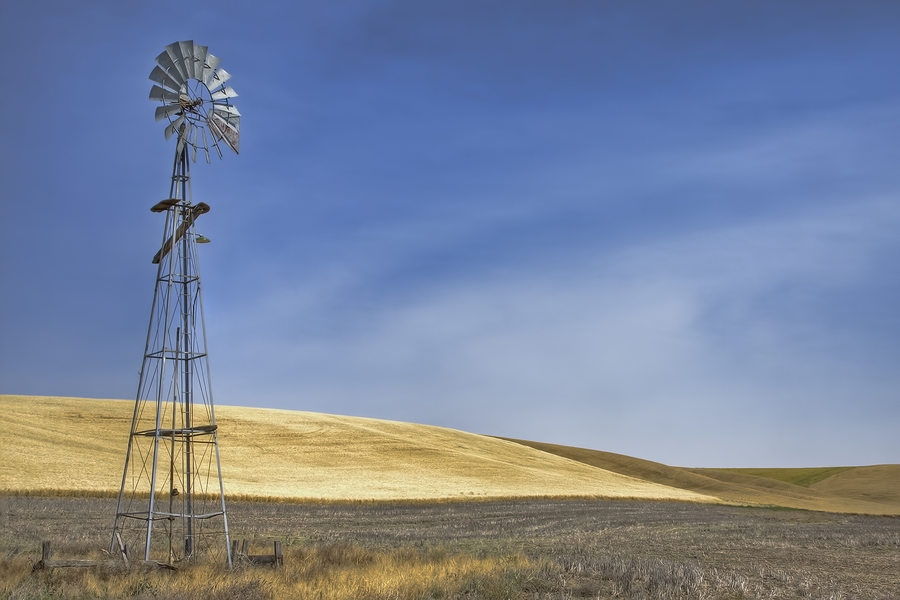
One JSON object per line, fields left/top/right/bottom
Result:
{"left": 111, "top": 41, "right": 240, "bottom": 566}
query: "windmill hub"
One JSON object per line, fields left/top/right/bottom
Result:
{"left": 179, "top": 95, "right": 203, "bottom": 110}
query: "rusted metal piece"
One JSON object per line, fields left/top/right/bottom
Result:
{"left": 230, "top": 539, "right": 284, "bottom": 567}
{"left": 151, "top": 202, "right": 210, "bottom": 264}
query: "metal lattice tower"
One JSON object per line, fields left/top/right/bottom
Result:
{"left": 112, "top": 41, "right": 240, "bottom": 566}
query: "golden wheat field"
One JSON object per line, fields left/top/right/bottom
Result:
{"left": 0, "top": 395, "right": 709, "bottom": 502}
{"left": 1, "top": 395, "right": 897, "bottom": 514}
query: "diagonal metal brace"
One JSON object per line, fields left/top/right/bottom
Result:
{"left": 152, "top": 202, "right": 210, "bottom": 264}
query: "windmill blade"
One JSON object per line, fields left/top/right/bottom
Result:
{"left": 212, "top": 104, "right": 240, "bottom": 117}
{"left": 164, "top": 115, "right": 185, "bottom": 141}
{"left": 210, "top": 86, "right": 238, "bottom": 101}
{"left": 210, "top": 134, "right": 224, "bottom": 159}
{"left": 211, "top": 111, "right": 240, "bottom": 136}
{"left": 149, "top": 66, "right": 181, "bottom": 92}
{"left": 191, "top": 126, "right": 199, "bottom": 163}
{"left": 193, "top": 45, "right": 209, "bottom": 80}
{"left": 164, "top": 42, "right": 189, "bottom": 83}
{"left": 176, "top": 126, "right": 188, "bottom": 157}
{"left": 150, "top": 85, "right": 181, "bottom": 103}
{"left": 154, "top": 51, "right": 186, "bottom": 88}
{"left": 216, "top": 116, "right": 240, "bottom": 154}
{"left": 209, "top": 114, "right": 227, "bottom": 138}
{"left": 201, "top": 129, "right": 211, "bottom": 163}
{"left": 209, "top": 115, "right": 240, "bottom": 154}
{"left": 206, "top": 68, "right": 231, "bottom": 91}
{"left": 201, "top": 53, "right": 221, "bottom": 86}
{"left": 178, "top": 41, "right": 196, "bottom": 79}
{"left": 215, "top": 110, "right": 241, "bottom": 131}
{"left": 155, "top": 104, "right": 183, "bottom": 122}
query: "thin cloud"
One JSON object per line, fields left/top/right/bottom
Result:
{"left": 212, "top": 194, "right": 900, "bottom": 466}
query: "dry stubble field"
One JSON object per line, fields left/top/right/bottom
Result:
{"left": 1, "top": 496, "right": 899, "bottom": 599}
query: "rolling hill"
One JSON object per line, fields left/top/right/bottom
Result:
{"left": 498, "top": 438, "right": 899, "bottom": 514}
{"left": 1, "top": 395, "right": 896, "bottom": 514}
{"left": 0, "top": 395, "right": 709, "bottom": 502}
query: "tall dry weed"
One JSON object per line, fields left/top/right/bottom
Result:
{"left": 1, "top": 544, "right": 532, "bottom": 600}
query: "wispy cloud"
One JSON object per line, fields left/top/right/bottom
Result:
{"left": 213, "top": 189, "right": 900, "bottom": 466}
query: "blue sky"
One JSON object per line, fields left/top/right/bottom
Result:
{"left": 2, "top": 1, "right": 899, "bottom": 467}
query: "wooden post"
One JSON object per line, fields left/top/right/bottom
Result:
{"left": 32, "top": 535, "right": 127, "bottom": 571}
{"left": 274, "top": 541, "right": 282, "bottom": 567}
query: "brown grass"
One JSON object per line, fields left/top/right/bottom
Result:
{"left": 500, "top": 437, "right": 900, "bottom": 515}
{"left": 705, "top": 466, "right": 854, "bottom": 487}
{"left": 809, "top": 464, "right": 900, "bottom": 505}
{"left": 3, "top": 545, "right": 527, "bottom": 600}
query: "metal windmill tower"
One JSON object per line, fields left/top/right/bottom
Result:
{"left": 111, "top": 41, "right": 240, "bottom": 566}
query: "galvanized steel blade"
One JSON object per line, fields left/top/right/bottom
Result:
{"left": 210, "top": 111, "right": 240, "bottom": 136}
{"left": 154, "top": 51, "right": 186, "bottom": 87}
{"left": 206, "top": 68, "right": 231, "bottom": 91}
{"left": 164, "top": 42, "right": 189, "bottom": 83}
{"left": 150, "top": 85, "right": 181, "bottom": 103}
{"left": 178, "top": 41, "right": 196, "bottom": 79}
{"left": 208, "top": 115, "right": 225, "bottom": 140}
{"left": 193, "top": 45, "right": 209, "bottom": 80}
{"left": 164, "top": 115, "right": 185, "bottom": 141}
{"left": 212, "top": 103, "right": 240, "bottom": 117}
{"left": 176, "top": 126, "right": 188, "bottom": 157}
{"left": 219, "top": 113, "right": 241, "bottom": 139}
{"left": 201, "top": 129, "right": 211, "bottom": 163}
{"left": 155, "top": 104, "right": 183, "bottom": 122}
{"left": 209, "top": 115, "right": 239, "bottom": 154}
{"left": 201, "top": 53, "right": 221, "bottom": 86}
{"left": 149, "top": 66, "right": 182, "bottom": 92}
{"left": 210, "top": 86, "right": 238, "bottom": 101}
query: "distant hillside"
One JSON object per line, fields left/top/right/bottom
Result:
{"left": 701, "top": 467, "right": 854, "bottom": 487}
{"left": 498, "top": 438, "right": 899, "bottom": 515}
{"left": 809, "top": 465, "right": 900, "bottom": 506}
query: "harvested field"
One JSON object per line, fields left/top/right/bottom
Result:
{"left": 1, "top": 495, "right": 899, "bottom": 599}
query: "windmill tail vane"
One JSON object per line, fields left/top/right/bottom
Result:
{"left": 111, "top": 41, "right": 239, "bottom": 567}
